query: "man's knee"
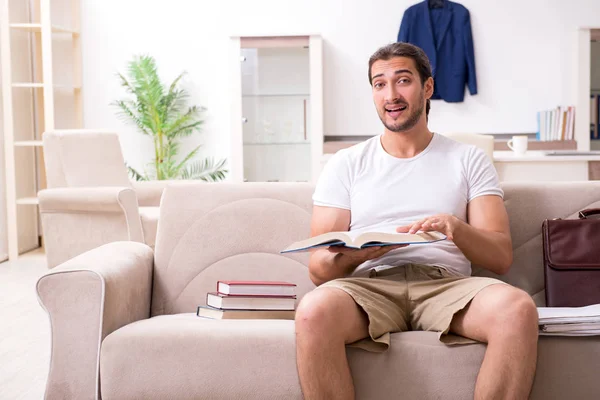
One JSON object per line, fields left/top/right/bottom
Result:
{"left": 295, "top": 288, "right": 364, "bottom": 342}
{"left": 490, "top": 287, "right": 538, "bottom": 338}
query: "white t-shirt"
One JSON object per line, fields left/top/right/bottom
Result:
{"left": 312, "top": 133, "right": 503, "bottom": 277}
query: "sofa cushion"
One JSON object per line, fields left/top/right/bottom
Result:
{"left": 139, "top": 206, "right": 159, "bottom": 248}
{"left": 99, "top": 314, "right": 600, "bottom": 400}
{"left": 100, "top": 314, "right": 302, "bottom": 400}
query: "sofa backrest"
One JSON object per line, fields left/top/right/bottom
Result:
{"left": 43, "top": 130, "right": 132, "bottom": 188}
{"left": 152, "top": 181, "right": 600, "bottom": 316}
{"left": 472, "top": 181, "right": 600, "bottom": 306}
{"left": 442, "top": 133, "right": 494, "bottom": 161}
{"left": 151, "top": 182, "right": 316, "bottom": 316}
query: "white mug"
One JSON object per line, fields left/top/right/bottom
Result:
{"left": 507, "top": 136, "right": 528, "bottom": 154}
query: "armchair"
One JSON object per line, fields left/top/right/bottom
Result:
{"left": 39, "top": 130, "right": 167, "bottom": 268}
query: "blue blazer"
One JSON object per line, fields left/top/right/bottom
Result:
{"left": 398, "top": 1, "right": 477, "bottom": 102}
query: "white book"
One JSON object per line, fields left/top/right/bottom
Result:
{"left": 539, "top": 330, "right": 600, "bottom": 337}
{"left": 537, "top": 304, "right": 600, "bottom": 324}
{"left": 541, "top": 322, "right": 600, "bottom": 333}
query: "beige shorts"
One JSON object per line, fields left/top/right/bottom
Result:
{"left": 318, "top": 263, "right": 505, "bottom": 352}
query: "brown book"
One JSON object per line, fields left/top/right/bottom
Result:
{"left": 197, "top": 306, "right": 295, "bottom": 320}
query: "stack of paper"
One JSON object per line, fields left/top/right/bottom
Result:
{"left": 537, "top": 304, "right": 600, "bottom": 336}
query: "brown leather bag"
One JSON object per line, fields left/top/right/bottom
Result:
{"left": 542, "top": 208, "right": 600, "bottom": 307}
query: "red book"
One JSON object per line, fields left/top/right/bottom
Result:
{"left": 217, "top": 280, "right": 296, "bottom": 297}
{"left": 206, "top": 292, "right": 296, "bottom": 311}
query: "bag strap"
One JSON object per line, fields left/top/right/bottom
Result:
{"left": 578, "top": 208, "right": 600, "bottom": 219}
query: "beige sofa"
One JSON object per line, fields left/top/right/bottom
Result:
{"left": 36, "top": 181, "right": 600, "bottom": 399}
{"left": 39, "top": 130, "right": 167, "bottom": 268}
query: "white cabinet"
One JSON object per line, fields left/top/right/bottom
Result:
{"left": 229, "top": 35, "right": 323, "bottom": 183}
{"left": 320, "top": 151, "right": 599, "bottom": 183}
{"left": 493, "top": 151, "right": 599, "bottom": 182}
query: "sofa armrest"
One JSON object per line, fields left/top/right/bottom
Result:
{"left": 36, "top": 241, "right": 154, "bottom": 400}
{"left": 39, "top": 187, "right": 144, "bottom": 243}
{"left": 131, "top": 180, "right": 172, "bottom": 207}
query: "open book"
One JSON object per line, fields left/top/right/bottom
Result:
{"left": 281, "top": 230, "right": 446, "bottom": 253}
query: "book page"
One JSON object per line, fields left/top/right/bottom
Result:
{"left": 281, "top": 231, "right": 352, "bottom": 252}
{"left": 353, "top": 231, "right": 446, "bottom": 248}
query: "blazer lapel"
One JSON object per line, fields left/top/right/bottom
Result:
{"left": 435, "top": 2, "right": 453, "bottom": 50}
{"left": 422, "top": 2, "right": 437, "bottom": 69}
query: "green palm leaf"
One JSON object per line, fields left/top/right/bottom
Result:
{"left": 127, "top": 164, "right": 148, "bottom": 181}
{"left": 113, "top": 54, "right": 227, "bottom": 182}
{"left": 179, "top": 158, "right": 228, "bottom": 181}
{"left": 113, "top": 100, "right": 152, "bottom": 135}
{"left": 171, "top": 144, "right": 201, "bottom": 176}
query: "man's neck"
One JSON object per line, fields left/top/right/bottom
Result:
{"left": 380, "top": 126, "right": 434, "bottom": 159}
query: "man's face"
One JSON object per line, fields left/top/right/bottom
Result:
{"left": 370, "top": 57, "right": 429, "bottom": 133}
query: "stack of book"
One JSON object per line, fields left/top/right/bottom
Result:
{"left": 537, "top": 106, "right": 575, "bottom": 141}
{"left": 197, "top": 280, "right": 297, "bottom": 320}
{"left": 537, "top": 304, "right": 600, "bottom": 336}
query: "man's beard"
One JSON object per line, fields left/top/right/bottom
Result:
{"left": 379, "top": 92, "right": 425, "bottom": 133}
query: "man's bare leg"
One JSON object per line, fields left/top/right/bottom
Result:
{"left": 295, "top": 287, "right": 369, "bottom": 400}
{"left": 450, "top": 284, "right": 539, "bottom": 400}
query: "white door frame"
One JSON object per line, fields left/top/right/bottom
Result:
{"left": 575, "top": 27, "right": 600, "bottom": 152}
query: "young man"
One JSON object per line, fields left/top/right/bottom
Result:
{"left": 294, "top": 42, "right": 539, "bottom": 400}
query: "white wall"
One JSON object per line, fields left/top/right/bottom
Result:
{"left": 0, "top": 50, "right": 6, "bottom": 262}
{"left": 81, "top": 0, "right": 600, "bottom": 172}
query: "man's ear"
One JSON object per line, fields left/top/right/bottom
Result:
{"left": 424, "top": 77, "right": 434, "bottom": 99}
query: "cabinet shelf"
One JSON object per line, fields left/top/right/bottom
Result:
{"left": 10, "top": 23, "right": 80, "bottom": 36}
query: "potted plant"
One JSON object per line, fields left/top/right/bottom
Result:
{"left": 113, "top": 55, "right": 227, "bottom": 181}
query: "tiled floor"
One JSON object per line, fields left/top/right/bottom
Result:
{"left": 0, "top": 249, "right": 50, "bottom": 400}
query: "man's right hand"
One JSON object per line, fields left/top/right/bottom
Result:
{"left": 327, "top": 244, "right": 408, "bottom": 270}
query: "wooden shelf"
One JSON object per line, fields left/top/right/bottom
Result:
{"left": 12, "top": 82, "right": 81, "bottom": 90}
{"left": 2, "top": 0, "right": 83, "bottom": 260}
{"left": 244, "top": 142, "right": 311, "bottom": 145}
{"left": 16, "top": 197, "right": 39, "bottom": 206}
{"left": 12, "top": 82, "right": 43, "bottom": 88}
{"left": 242, "top": 94, "right": 310, "bottom": 98}
{"left": 14, "top": 140, "right": 43, "bottom": 147}
{"left": 9, "top": 23, "right": 79, "bottom": 36}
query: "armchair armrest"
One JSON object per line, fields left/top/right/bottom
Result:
{"left": 38, "top": 187, "right": 144, "bottom": 243}
{"left": 131, "top": 180, "right": 172, "bottom": 207}
{"left": 36, "top": 241, "right": 154, "bottom": 400}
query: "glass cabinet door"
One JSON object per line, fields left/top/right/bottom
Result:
{"left": 241, "top": 45, "right": 311, "bottom": 182}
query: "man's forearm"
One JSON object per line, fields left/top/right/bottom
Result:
{"left": 308, "top": 249, "right": 358, "bottom": 286}
{"left": 453, "top": 220, "right": 513, "bottom": 275}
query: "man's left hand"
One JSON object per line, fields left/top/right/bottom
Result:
{"left": 396, "top": 214, "right": 463, "bottom": 241}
